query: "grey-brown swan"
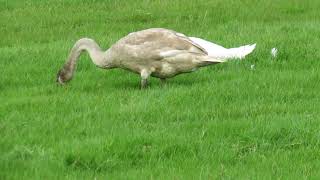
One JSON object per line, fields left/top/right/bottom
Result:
{"left": 57, "top": 28, "right": 256, "bottom": 88}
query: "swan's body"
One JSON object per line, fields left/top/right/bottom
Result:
{"left": 57, "top": 28, "right": 256, "bottom": 88}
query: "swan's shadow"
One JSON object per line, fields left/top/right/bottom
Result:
{"left": 111, "top": 76, "right": 208, "bottom": 90}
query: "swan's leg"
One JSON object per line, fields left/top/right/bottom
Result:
{"left": 141, "top": 79, "right": 148, "bottom": 89}
{"left": 140, "top": 69, "right": 151, "bottom": 89}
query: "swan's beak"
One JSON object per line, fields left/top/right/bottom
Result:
{"left": 56, "top": 76, "right": 64, "bottom": 85}
{"left": 56, "top": 70, "right": 65, "bottom": 85}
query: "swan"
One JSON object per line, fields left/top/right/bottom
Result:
{"left": 57, "top": 28, "right": 256, "bottom": 88}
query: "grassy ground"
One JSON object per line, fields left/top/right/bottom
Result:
{"left": 1, "top": 0, "right": 320, "bottom": 179}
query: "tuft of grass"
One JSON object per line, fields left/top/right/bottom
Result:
{"left": 1, "top": 0, "right": 320, "bottom": 179}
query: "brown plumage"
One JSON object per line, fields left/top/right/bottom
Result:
{"left": 57, "top": 28, "right": 255, "bottom": 88}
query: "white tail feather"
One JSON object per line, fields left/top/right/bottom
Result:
{"left": 189, "top": 37, "right": 256, "bottom": 60}
{"left": 228, "top": 43, "right": 256, "bottom": 59}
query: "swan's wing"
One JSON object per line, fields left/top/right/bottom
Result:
{"left": 173, "top": 31, "right": 208, "bottom": 55}
{"left": 116, "top": 28, "right": 208, "bottom": 60}
{"left": 189, "top": 37, "right": 227, "bottom": 53}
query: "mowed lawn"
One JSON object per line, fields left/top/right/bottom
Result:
{"left": 1, "top": 0, "right": 320, "bottom": 179}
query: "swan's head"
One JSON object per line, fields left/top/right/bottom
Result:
{"left": 56, "top": 68, "right": 72, "bottom": 85}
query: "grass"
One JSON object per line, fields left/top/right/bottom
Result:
{"left": 1, "top": 0, "right": 320, "bottom": 179}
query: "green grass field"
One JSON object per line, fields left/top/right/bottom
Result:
{"left": 1, "top": 0, "right": 320, "bottom": 179}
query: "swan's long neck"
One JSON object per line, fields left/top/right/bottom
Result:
{"left": 66, "top": 38, "right": 106, "bottom": 70}
{"left": 57, "top": 38, "right": 108, "bottom": 83}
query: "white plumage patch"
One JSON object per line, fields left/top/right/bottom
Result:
{"left": 161, "top": 62, "right": 175, "bottom": 74}
{"left": 189, "top": 37, "right": 256, "bottom": 59}
{"left": 159, "top": 50, "right": 182, "bottom": 58}
{"left": 176, "top": 33, "right": 186, "bottom": 37}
